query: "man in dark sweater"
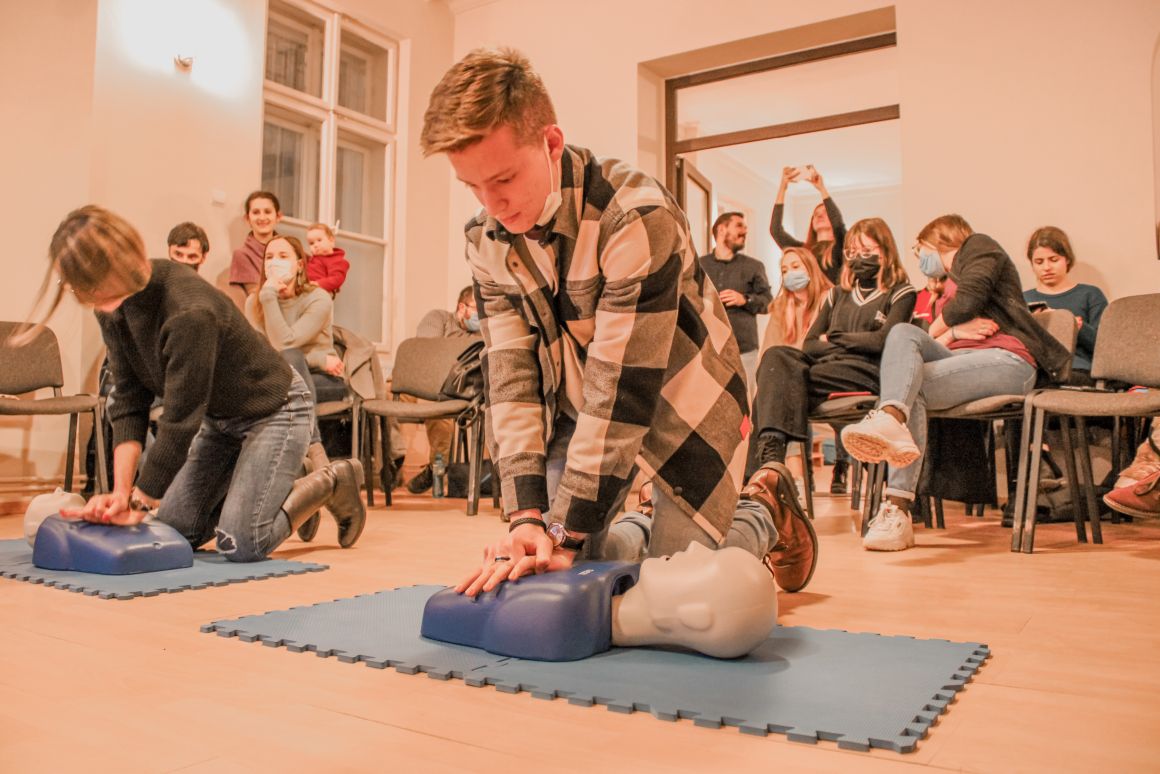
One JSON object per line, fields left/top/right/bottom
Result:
{"left": 698, "top": 212, "right": 772, "bottom": 396}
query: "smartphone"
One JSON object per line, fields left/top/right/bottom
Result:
{"left": 796, "top": 165, "right": 815, "bottom": 180}
{"left": 1027, "top": 301, "right": 1049, "bottom": 313}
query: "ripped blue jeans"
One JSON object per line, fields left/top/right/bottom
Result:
{"left": 155, "top": 371, "right": 314, "bottom": 562}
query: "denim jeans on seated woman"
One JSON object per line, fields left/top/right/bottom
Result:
{"left": 878, "top": 324, "right": 1036, "bottom": 500}
{"left": 155, "top": 370, "right": 314, "bottom": 562}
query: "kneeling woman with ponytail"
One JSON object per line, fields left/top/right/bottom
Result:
{"left": 32, "top": 206, "right": 366, "bottom": 560}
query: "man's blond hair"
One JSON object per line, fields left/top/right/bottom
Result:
{"left": 421, "top": 47, "right": 557, "bottom": 156}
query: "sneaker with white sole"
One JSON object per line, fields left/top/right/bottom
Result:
{"left": 841, "top": 409, "right": 921, "bottom": 467}
{"left": 862, "top": 502, "right": 916, "bottom": 551}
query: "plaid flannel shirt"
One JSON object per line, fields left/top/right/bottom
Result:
{"left": 465, "top": 145, "right": 749, "bottom": 542}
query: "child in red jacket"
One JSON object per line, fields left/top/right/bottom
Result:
{"left": 306, "top": 222, "right": 350, "bottom": 297}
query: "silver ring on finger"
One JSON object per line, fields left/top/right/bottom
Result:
{"left": 493, "top": 556, "right": 511, "bottom": 563}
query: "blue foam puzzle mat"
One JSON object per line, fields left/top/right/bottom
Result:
{"left": 0, "top": 539, "right": 327, "bottom": 600}
{"left": 203, "top": 585, "right": 989, "bottom": 753}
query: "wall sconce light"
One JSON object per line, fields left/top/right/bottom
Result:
{"left": 174, "top": 55, "right": 194, "bottom": 71}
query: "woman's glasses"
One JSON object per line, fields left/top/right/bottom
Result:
{"left": 843, "top": 250, "right": 880, "bottom": 261}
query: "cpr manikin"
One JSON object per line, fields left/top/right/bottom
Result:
{"left": 612, "top": 543, "right": 778, "bottom": 658}
{"left": 422, "top": 543, "right": 777, "bottom": 661}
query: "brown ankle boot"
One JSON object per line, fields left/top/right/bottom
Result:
{"left": 740, "top": 462, "right": 818, "bottom": 593}
{"left": 324, "top": 459, "right": 366, "bottom": 548}
{"left": 296, "top": 454, "right": 322, "bottom": 542}
{"left": 281, "top": 459, "right": 367, "bottom": 548}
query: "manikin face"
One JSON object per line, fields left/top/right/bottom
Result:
{"left": 246, "top": 197, "right": 281, "bottom": 241}
{"left": 628, "top": 543, "right": 778, "bottom": 658}
{"left": 1030, "top": 246, "right": 1070, "bottom": 288}
{"left": 168, "top": 240, "right": 206, "bottom": 270}
{"left": 306, "top": 228, "right": 334, "bottom": 256}
{"left": 718, "top": 216, "right": 747, "bottom": 253}
{"left": 448, "top": 123, "right": 563, "bottom": 235}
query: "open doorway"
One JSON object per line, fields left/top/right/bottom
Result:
{"left": 668, "top": 33, "right": 902, "bottom": 306}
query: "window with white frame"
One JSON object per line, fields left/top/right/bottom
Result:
{"left": 262, "top": 0, "right": 397, "bottom": 344}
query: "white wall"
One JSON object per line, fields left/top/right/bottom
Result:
{"left": 0, "top": 1, "right": 99, "bottom": 486}
{"left": 447, "top": 0, "right": 1160, "bottom": 302}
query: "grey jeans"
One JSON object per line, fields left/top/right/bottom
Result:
{"left": 879, "top": 324, "right": 1037, "bottom": 499}
{"left": 156, "top": 371, "right": 314, "bottom": 561}
{"left": 545, "top": 418, "right": 778, "bottom": 561}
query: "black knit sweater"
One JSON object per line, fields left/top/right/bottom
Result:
{"left": 98, "top": 260, "right": 292, "bottom": 498}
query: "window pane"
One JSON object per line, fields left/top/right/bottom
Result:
{"left": 336, "top": 131, "right": 385, "bottom": 237}
{"left": 262, "top": 111, "right": 320, "bottom": 221}
{"left": 339, "top": 29, "right": 389, "bottom": 121}
{"left": 266, "top": 0, "right": 324, "bottom": 98}
{"left": 332, "top": 237, "right": 384, "bottom": 342}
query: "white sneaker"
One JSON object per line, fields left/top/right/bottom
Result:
{"left": 841, "top": 410, "right": 920, "bottom": 467}
{"left": 862, "top": 502, "right": 915, "bottom": 551}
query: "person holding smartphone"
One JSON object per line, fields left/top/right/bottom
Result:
{"left": 1022, "top": 226, "right": 1107, "bottom": 384}
{"left": 770, "top": 164, "right": 846, "bottom": 286}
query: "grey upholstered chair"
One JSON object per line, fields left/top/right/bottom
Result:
{"left": 0, "top": 322, "right": 108, "bottom": 493}
{"left": 360, "top": 336, "right": 487, "bottom": 515}
{"left": 1012, "top": 294, "right": 1160, "bottom": 552}
{"left": 924, "top": 308, "right": 1077, "bottom": 528}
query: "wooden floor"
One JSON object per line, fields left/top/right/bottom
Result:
{"left": 2, "top": 479, "right": 1159, "bottom": 773}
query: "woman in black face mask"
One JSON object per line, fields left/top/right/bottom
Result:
{"left": 747, "top": 218, "right": 916, "bottom": 484}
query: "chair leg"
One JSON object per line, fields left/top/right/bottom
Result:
{"left": 380, "top": 416, "right": 393, "bottom": 507}
{"left": 64, "top": 414, "right": 78, "bottom": 492}
{"left": 1020, "top": 406, "right": 1048, "bottom": 553}
{"left": 350, "top": 402, "right": 361, "bottom": 463}
{"left": 466, "top": 415, "right": 484, "bottom": 517}
{"left": 1011, "top": 402, "right": 1036, "bottom": 550}
{"left": 800, "top": 434, "right": 815, "bottom": 521}
{"left": 92, "top": 406, "right": 109, "bottom": 494}
{"left": 1074, "top": 417, "right": 1104, "bottom": 544}
{"left": 1057, "top": 415, "right": 1088, "bottom": 544}
{"left": 850, "top": 458, "right": 863, "bottom": 511}
{"left": 920, "top": 496, "right": 932, "bottom": 529}
{"left": 861, "top": 462, "right": 885, "bottom": 536}
{"left": 364, "top": 414, "right": 376, "bottom": 507}
{"left": 935, "top": 498, "right": 946, "bottom": 529}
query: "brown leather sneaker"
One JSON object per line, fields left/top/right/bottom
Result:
{"left": 740, "top": 462, "right": 818, "bottom": 592}
{"left": 1103, "top": 468, "right": 1160, "bottom": 520}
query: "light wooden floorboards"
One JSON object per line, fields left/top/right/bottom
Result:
{"left": 2, "top": 487, "right": 1158, "bottom": 773}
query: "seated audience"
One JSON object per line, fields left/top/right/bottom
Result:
{"left": 305, "top": 222, "right": 351, "bottom": 297}
{"left": 770, "top": 165, "right": 846, "bottom": 286}
{"left": 167, "top": 222, "right": 209, "bottom": 272}
{"left": 699, "top": 211, "right": 771, "bottom": 395}
{"left": 748, "top": 218, "right": 916, "bottom": 482}
{"left": 1022, "top": 226, "right": 1108, "bottom": 383}
{"left": 405, "top": 285, "right": 481, "bottom": 494}
{"left": 228, "top": 190, "right": 282, "bottom": 311}
{"left": 841, "top": 215, "right": 1071, "bottom": 552}
{"left": 38, "top": 206, "right": 365, "bottom": 557}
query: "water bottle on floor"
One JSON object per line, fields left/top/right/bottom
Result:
{"left": 432, "top": 453, "right": 446, "bottom": 498}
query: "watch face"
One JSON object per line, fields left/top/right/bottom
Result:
{"left": 546, "top": 522, "right": 565, "bottom": 547}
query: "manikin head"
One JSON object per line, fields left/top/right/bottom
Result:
{"left": 613, "top": 543, "right": 778, "bottom": 658}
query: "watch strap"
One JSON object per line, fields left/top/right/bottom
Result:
{"left": 508, "top": 516, "right": 546, "bottom": 532}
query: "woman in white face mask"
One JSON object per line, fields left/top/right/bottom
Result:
{"left": 761, "top": 246, "right": 833, "bottom": 352}
{"left": 246, "top": 236, "right": 348, "bottom": 540}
